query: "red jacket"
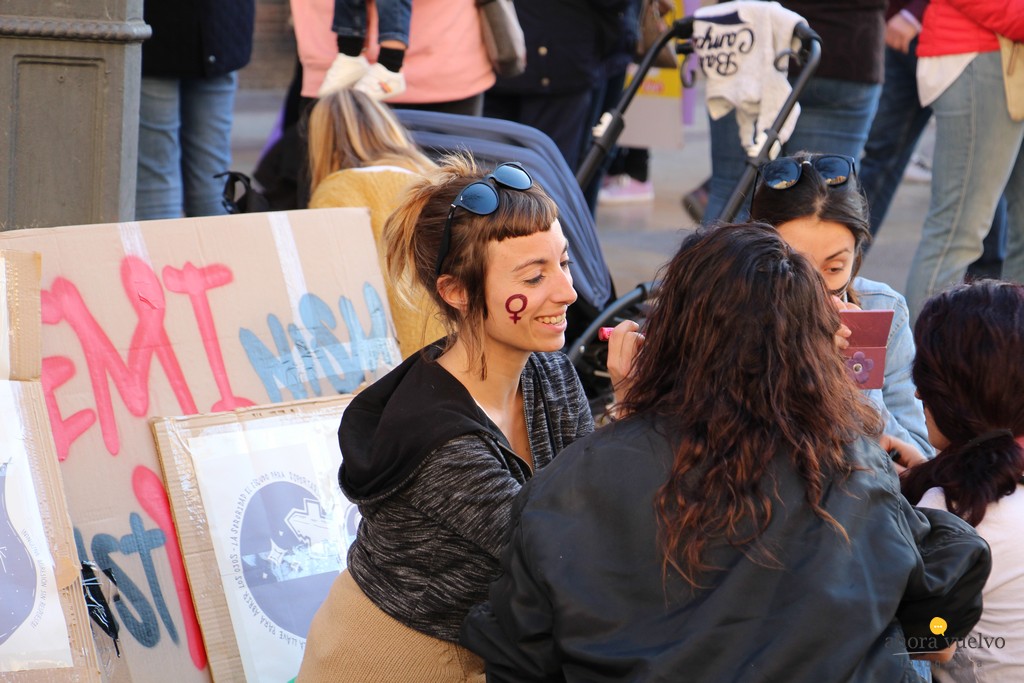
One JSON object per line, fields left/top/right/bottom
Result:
{"left": 917, "top": 0, "right": 1024, "bottom": 57}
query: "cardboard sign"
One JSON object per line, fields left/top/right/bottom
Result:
{"left": 839, "top": 309, "right": 894, "bottom": 391}
{"left": 0, "top": 250, "right": 100, "bottom": 681}
{"left": 152, "top": 395, "right": 356, "bottom": 683}
{"left": 0, "top": 381, "right": 101, "bottom": 681}
{"left": 0, "top": 210, "right": 399, "bottom": 683}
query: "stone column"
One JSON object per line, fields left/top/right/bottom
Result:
{"left": 0, "top": 0, "right": 149, "bottom": 230}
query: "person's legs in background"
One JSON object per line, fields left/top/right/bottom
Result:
{"left": 355, "top": 0, "right": 409, "bottom": 99}
{"left": 484, "top": 91, "right": 593, "bottom": 171}
{"left": 136, "top": 76, "right": 183, "bottom": 220}
{"left": 701, "top": 77, "right": 880, "bottom": 224}
{"left": 583, "top": 70, "right": 655, "bottom": 212}
{"left": 180, "top": 72, "right": 238, "bottom": 217}
{"left": 700, "top": 110, "right": 748, "bottom": 223}
{"left": 857, "top": 41, "right": 1007, "bottom": 277}
{"left": 596, "top": 147, "right": 655, "bottom": 206}
{"left": 996, "top": 147, "right": 1024, "bottom": 285}
{"left": 781, "top": 77, "right": 881, "bottom": 166}
{"left": 904, "top": 52, "right": 1024, "bottom": 318}
{"left": 966, "top": 197, "right": 1009, "bottom": 281}
{"left": 858, "top": 43, "right": 932, "bottom": 236}
{"left": 331, "top": 0, "right": 367, "bottom": 42}
{"left": 320, "top": 0, "right": 371, "bottom": 96}
{"left": 582, "top": 69, "right": 622, "bottom": 212}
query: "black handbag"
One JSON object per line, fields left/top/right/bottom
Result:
{"left": 216, "top": 171, "right": 271, "bottom": 214}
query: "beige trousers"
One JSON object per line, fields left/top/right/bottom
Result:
{"left": 297, "top": 570, "right": 486, "bottom": 682}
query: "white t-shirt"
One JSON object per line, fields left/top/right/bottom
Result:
{"left": 916, "top": 53, "right": 977, "bottom": 108}
{"left": 918, "top": 485, "right": 1024, "bottom": 682}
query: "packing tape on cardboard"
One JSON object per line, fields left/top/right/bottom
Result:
{"left": 268, "top": 212, "right": 309, "bottom": 329}
{"left": 1, "top": 263, "right": 10, "bottom": 379}
{"left": 117, "top": 221, "right": 153, "bottom": 265}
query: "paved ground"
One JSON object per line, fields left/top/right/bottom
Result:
{"left": 231, "top": 88, "right": 933, "bottom": 299}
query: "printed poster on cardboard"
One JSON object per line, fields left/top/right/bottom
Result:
{"left": 186, "top": 415, "right": 359, "bottom": 682}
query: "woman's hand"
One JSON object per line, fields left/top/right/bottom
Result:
{"left": 606, "top": 320, "right": 644, "bottom": 413}
{"left": 879, "top": 433, "right": 928, "bottom": 474}
{"left": 885, "top": 12, "right": 920, "bottom": 54}
{"left": 832, "top": 296, "right": 860, "bottom": 350}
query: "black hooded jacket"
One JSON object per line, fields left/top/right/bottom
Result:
{"left": 338, "top": 344, "right": 593, "bottom": 641}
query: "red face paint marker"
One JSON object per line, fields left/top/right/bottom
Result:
{"left": 597, "top": 327, "right": 615, "bottom": 342}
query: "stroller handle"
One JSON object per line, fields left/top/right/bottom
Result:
{"left": 575, "top": 17, "right": 695, "bottom": 191}
{"left": 718, "top": 22, "right": 822, "bottom": 222}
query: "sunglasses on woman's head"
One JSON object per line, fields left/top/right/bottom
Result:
{"left": 758, "top": 154, "right": 857, "bottom": 190}
{"left": 434, "top": 162, "right": 534, "bottom": 278}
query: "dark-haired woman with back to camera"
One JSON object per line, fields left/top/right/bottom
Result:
{"left": 461, "top": 223, "right": 991, "bottom": 682}
{"left": 895, "top": 280, "right": 1024, "bottom": 681}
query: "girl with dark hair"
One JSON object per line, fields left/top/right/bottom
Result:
{"left": 461, "top": 224, "right": 991, "bottom": 682}
{"left": 298, "top": 155, "right": 628, "bottom": 681}
{"left": 750, "top": 151, "right": 932, "bottom": 457}
{"left": 900, "top": 280, "right": 1024, "bottom": 681}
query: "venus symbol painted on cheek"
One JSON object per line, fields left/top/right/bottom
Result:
{"left": 505, "top": 294, "right": 528, "bottom": 323}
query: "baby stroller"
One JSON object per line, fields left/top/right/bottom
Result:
{"left": 397, "top": 9, "right": 822, "bottom": 409}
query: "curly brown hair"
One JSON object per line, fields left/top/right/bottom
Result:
{"left": 620, "top": 224, "right": 882, "bottom": 586}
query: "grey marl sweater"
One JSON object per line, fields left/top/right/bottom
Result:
{"left": 338, "top": 344, "right": 593, "bottom": 641}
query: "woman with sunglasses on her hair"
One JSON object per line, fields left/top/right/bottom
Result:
{"left": 750, "top": 151, "right": 932, "bottom": 458}
{"left": 896, "top": 280, "right": 1024, "bottom": 681}
{"left": 307, "top": 88, "right": 445, "bottom": 357}
{"left": 461, "top": 224, "right": 990, "bottom": 681}
{"left": 298, "top": 155, "right": 632, "bottom": 681}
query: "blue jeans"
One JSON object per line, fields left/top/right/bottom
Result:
{"left": 859, "top": 43, "right": 1008, "bottom": 277}
{"left": 859, "top": 43, "right": 933, "bottom": 234}
{"left": 333, "top": 0, "right": 411, "bottom": 45}
{"left": 582, "top": 68, "right": 629, "bottom": 214}
{"left": 136, "top": 73, "right": 238, "bottom": 220}
{"left": 905, "top": 51, "right": 1024, "bottom": 319}
{"left": 704, "top": 77, "right": 882, "bottom": 223}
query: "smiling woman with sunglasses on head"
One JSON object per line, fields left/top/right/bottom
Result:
{"left": 750, "top": 151, "right": 933, "bottom": 459}
{"left": 297, "top": 154, "right": 617, "bottom": 682}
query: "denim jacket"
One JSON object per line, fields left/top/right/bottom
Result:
{"left": 855, "top": 276, "right": 933, "bottom": 457}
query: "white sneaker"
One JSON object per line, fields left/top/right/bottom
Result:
{"left": 598, "top": 175, "right": 654, "bottom": 204}
{"left": 353, "top": 63, "right": 407, "bottom": 101}
{"left": 318, "top": 54, "right": 370, "bottom": 97}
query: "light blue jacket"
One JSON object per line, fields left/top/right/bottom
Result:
{"left": 855, "top": 276, "right": 934, "bottom": 457}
